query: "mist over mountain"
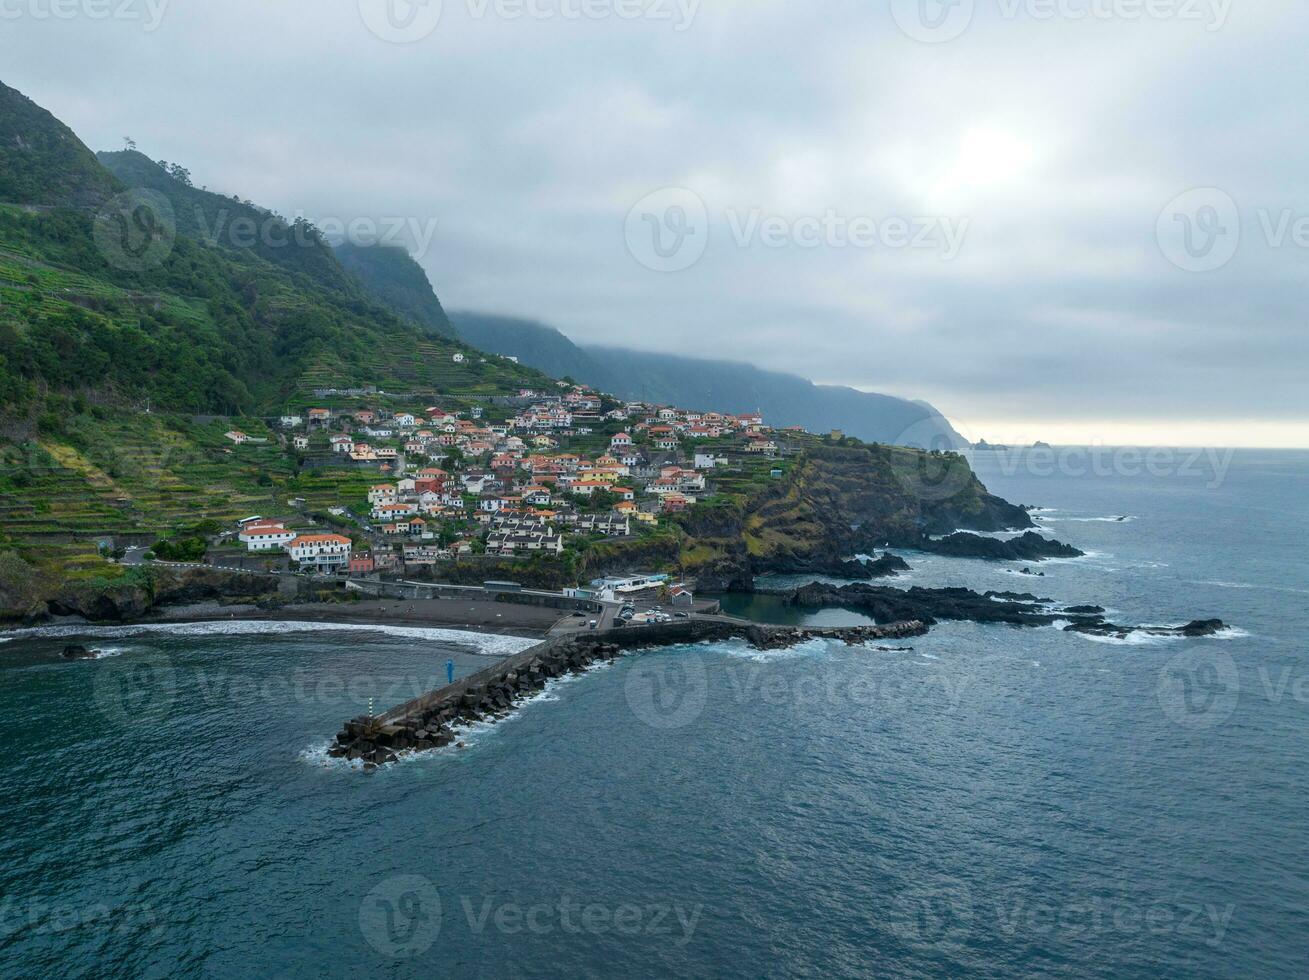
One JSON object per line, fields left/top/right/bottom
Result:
{"left": 332, "top": 242, "right": 455, "bottom": 337}
{"left": 453, "top": 312, "right": 966, "bottom": 449}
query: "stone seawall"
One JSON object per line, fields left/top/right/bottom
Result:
{"left": 329, "top": 619, "right": 928, "bottom": 768}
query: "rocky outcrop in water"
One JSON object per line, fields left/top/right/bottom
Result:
{"left": 784, "top": 582, "right": 1072, "bottom": 627}
{"left": 917, "top": 531, "right": 1083, "bottom": 562}
{"left": 1063, "top": 619, "right": 1226, "bottom": 639}
{"left": 773, "top": 582, "right": 1224, "bottom": 641}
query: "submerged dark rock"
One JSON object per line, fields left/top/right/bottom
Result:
{"left": 61, "top": 644, "right": 98, "bottom": 660}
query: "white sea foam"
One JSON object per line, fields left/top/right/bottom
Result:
{"left": 88, "top": 645, "right": 134, "bottom": 660}
{"left": 1192, "top": 579, "right": 1309, "bottom": 597}
{"left": 2, "top": 620, "right": 537, "bottom": 657}
{"left": 1070, "top": 631, "right": 1175, "bottom": 647}
{"left": 1039, "top": 515, "right": 1136, "bottom": 524}
{"left": 1068, "top": 624, "right": 1248, "bottom": 646}
{"left": 722, "top": 636, "right": 836, "bottom": 663}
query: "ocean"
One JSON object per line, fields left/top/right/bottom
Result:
{"left": 1, "top": 449, "right": 1306, "bottom": 978}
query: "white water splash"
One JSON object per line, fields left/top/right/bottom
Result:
{"left": 1, "top": 620, "right": 538, "bottom": 657}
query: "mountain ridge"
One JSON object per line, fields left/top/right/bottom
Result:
{"left": 452, "top": 311, "right": 966, "bottom": 449}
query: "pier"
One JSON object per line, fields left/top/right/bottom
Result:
{"left": 329, "top": 617, "right": 928, "bottom": 766}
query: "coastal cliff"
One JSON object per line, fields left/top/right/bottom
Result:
{"left": 673, "top": 443, "right": 1034, "bottom": 590}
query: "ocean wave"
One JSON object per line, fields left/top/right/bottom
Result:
{"left": 1068, "top": 624, "right": 1248, "bottom": 646}
{"left": 721, "top": 636, "right": 837, "bottom": 662}
{"left": 1, "top": 620, "right": 538, "bottom": 657}
{"left": 1068, "top": 631, "right": 1177, "bottom": 647}
{"left": 1039, "top": 515, "right": 1136, "bottom": 523}
{"left": 1192, "top": 579, "right": 1309, "bottom": 597}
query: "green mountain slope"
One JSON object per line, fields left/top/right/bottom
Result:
{"left": 97, "top": 149, "right": 356, "bottom": 294}
{"left": 334, "top": 242, "right": 454, "bottom": 337}
{"left": 453, "top": 312, "right": 966, "bottom": 449}
{"left": 0, "top": 84, "right": 554, "bottom": 423}
{"left": 0, "top": 81, "right": 121, "bottom": 207}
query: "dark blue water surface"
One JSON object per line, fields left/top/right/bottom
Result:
{"left": 2, "top": 449, "right": 1307, "bottom": 978}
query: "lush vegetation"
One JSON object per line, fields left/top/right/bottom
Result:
{"left": 0, "top": 82, "right": 122, "bottom": 207}
{"left": 334, "top": 241, "right": 454, "bottom": 337}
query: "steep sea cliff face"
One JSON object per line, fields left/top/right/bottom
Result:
{"left": 676, "top": 444, "right": 1034, "bottom": 590}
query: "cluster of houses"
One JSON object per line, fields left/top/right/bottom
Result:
{"left": 237, "top": 519, "right": 354, "bottom": 572}
{"left": 233, "top": 385, "right": 785, "bottom": 573}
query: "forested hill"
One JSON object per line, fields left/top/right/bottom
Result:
{"left": 334, "top": 242, "right": 455, "bottom": 337}
{"left": 0, "top": 81, "right": 121, "bottom": 207}
{"left": 453, "top": 312, "right": 966, "bottom": 449}
{"left": 97, "top": 149, "right": 356, "bottom": 295}
{"left": 0, "top": 81, "right": 554, "bottom": 426}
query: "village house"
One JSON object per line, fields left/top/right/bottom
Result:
{"left": 238, "top": 521, "right": 297, "bottom": 551}
{"left": 286, "top": 533, "right": 352, "bottom": 571}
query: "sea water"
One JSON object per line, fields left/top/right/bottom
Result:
{"left": 1, "top": 450, "right": 1306, "bottom": 977}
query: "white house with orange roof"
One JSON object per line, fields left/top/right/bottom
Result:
{"left": 373, "top": 500, "right": 418, "bottom": 520}
{"left": 286, "top": 533, "right": 352, "bottom": 570}
{"left": 368, "top": 484, "right": 397, "bottom": 507}
{"left": 238, "top": 521, "right": 297, "bottom": 551}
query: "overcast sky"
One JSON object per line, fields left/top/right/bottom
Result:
{"left": 4, "top": 0, "right": 1306, "bottom": 445}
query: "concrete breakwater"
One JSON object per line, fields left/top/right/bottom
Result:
{"left": 329, "top": 618, "right": 928, "bottom": 767}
